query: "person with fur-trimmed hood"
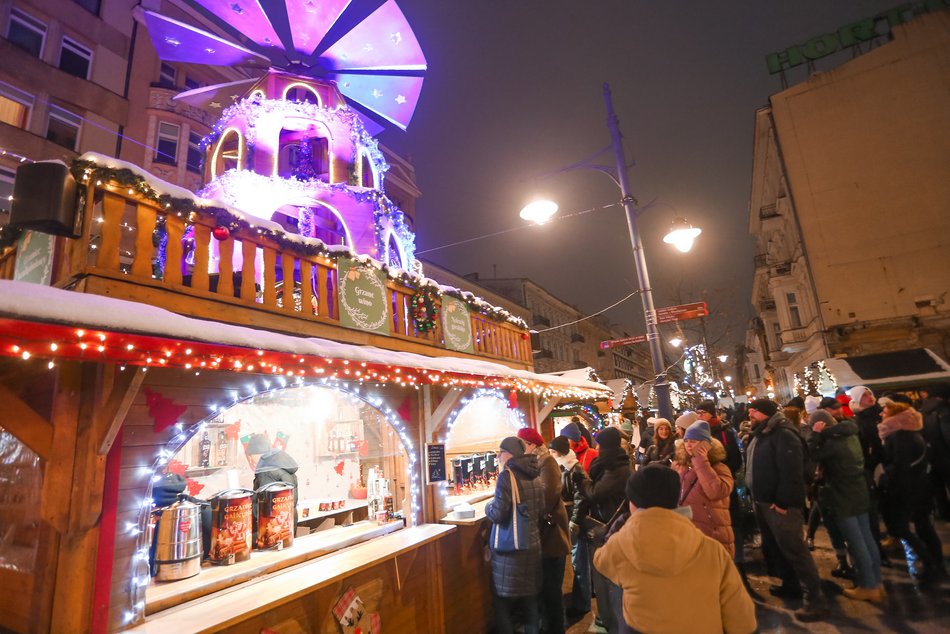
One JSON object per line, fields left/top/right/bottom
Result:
{"left": 877, "top": 394, "right": 946, "bottom": 584}
{"left": 673, "top": 421, "right": 735, "bottom": 557}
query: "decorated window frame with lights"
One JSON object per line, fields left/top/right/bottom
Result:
{"left": 437, "top": 390, "right": 527, "bottom": 511}
{"left": 125, "top": 379, "right": 420, "bottom": 624}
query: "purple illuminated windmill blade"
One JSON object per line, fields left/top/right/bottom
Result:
{"left": 285, "top": 0, "right": 353, "bottom": 57}
{"left": 320, "top": 0, "right": 426, "bottom": 71}
{"left": 335, "top": 75, "right": 423, "bottom": 131}
{"left": 187, "top": 0, "right": 284, "bottom": 52}
{"left": 319, "top": 0, "right": 427, "bottom": 129}
{"left": 141, "top": 11, "right": 271, "bottom": 67}
{"left": 172, "top": 78, "right": 260, "bottom": 113}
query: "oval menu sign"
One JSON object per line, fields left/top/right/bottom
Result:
{"left": 338, "top": 258, "right": 389, "bottom": 335}
{"left": 441, "top": 295, "right": 474, "bottom": 353}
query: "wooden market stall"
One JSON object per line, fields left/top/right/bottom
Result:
{"left": 0, "top": 9, "right": 611, "bottom": 631}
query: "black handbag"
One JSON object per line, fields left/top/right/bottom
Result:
{"left": 581, "top": 500, "right": 626, "bottom": 546}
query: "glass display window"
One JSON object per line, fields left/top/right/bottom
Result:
{"left": 138, "top": 383, "right": 416, "bottom": 605}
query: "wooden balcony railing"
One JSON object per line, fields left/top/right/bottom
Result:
{"left": 26, "top": 180, "right": 532, "bottom": 366}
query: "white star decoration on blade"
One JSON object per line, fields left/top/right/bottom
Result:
{"left": 209, "top": 101, "right": 222, "bottom": 108}
{"left": 230, "top": 3, "right": 243, "bottom": 15}
{"left": 165, "top": 36, "right": 180, "bottom": 46}
{"left": 372, "top": 89, "right": 383, "bottom": 98}
{"left": 364, "top": 43, "right": 374, "bottom": 52}
{"left": 390, "top": 32, "right": 402, "bottom": 45}
{"left": 395, "top": 95, "right": 406, "bottom": 104}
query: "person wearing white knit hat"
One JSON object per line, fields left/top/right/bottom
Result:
{"left": 674, "top": 411, "right": 699, "bottom": 438}
{"left": 804, "top": 395, "right": 822, "bottom": 416}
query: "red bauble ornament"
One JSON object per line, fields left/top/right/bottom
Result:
{"left": 212, "top": 225, "right": 230, "bottom": 240}
{"left": 522, "top": 332, "right": 529, "bottom": 340}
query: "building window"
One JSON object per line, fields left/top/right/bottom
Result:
{"left": 7, "top": 8, "right": 46, "bottom": 58}
{"left": 186, "top": 131, "right": 203, "bottom": 173}
{"left": 159, "top": 62, "right": 176, "bottom": 88}
{"left": 0, "top": 81, "right": 33, "bottom": 128}
{"left": 72, "top": 0, "right": 101, "bottom": 15}
{"left": 0, "top": 167, "right": 14, "bottom": 216}
{"left": 753, "top": 363, "right": 761, "bottom": 379}
{"left": 786, "top": 292, "right": 802, "bottom": 329}
{"left": 155, "top": 122, "right": 179, "bottom": 165}
{"left": 46, "top": 106, "right": 81, "bottom": 151}
{"left": 184, "top": 76, "right": 200, "bottom": 90}
{"left": 59, "top": 37, "right": 92, "bottom": 79}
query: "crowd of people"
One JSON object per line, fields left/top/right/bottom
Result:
{"left": 482, "top": 382, "right": 950, "bottom": 633}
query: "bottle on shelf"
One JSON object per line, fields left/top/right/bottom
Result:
{"left": 199, "top": 431, "right": 211, "bottom": 468}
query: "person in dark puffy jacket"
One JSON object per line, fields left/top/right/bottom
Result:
{"left": 919, "top": 383, "right": 950, "bottom": 520}
{"left": 577, "top": 427, "right": 631, "bottom": 633}
{"left": 252, "top": 443, "right": 300, "bottom": 531}
{"left": 807, "top": 410, "right": 882, "bottom": 603}
{"left": 517, "top": 427, "right": 570, "bottom": 634}
{"left": 877, "top": 396, "right": 946, "bottom": 585}
{"left": 550, "top": 435, "right": 593, "bottom": 619}
{"left": 486, "top": 436, "right": 546, "bottom": 634}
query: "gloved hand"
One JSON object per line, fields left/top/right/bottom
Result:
{"left": 569, "top": 521, "right": 580, "bottom": 539}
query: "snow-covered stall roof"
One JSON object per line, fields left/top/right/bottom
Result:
{"left": 0, "top": 281, "right": 609, "bottom": 398}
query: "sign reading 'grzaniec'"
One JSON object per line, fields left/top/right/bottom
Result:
{"left": 337, "top": 258, "right": 390, "bottom": 336}
{"left": 440, "top": 295, "right": 475, "bottom": 353}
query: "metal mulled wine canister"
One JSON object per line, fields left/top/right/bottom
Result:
{"left": 208, "top": 488, "right": 254, "bottom": 565}
{"left": 254, "top": 482, "right": 295, "bottom": 551}
{"left": 154, "top": 498, "right": 202, "bottom": 581}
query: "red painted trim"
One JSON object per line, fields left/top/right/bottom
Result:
{"left": 91, "top": 429, "right": 123, "bottom": 634}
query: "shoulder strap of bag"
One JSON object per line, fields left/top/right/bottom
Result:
{"left": 679, "top": 473, "right": 700, "bottom": 505}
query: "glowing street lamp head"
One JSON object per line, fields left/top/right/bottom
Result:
{"left": 718, "top": 354, "right": 729, "bottom": 362}
{"left": 663, "top": 217, "right": 702, "bottom": 252}
{"left": 668, "top": 335, "right": 683, "bottom": 348}
{"left": 520, "top": 199, "right": 559, "bottom": 225}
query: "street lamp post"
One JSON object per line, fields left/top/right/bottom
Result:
{"left": 601, "top": 83, "right": 675, "bottom": 420}
{"left": 521, "top": 84, "right": 700, "bottom": 420}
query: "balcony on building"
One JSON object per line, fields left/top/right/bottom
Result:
{"left": 571, "top": 332, "right": 585, "bottom": 344}
{"left": 0, "top": 172, "right": 533, "bottom": 370}
{"left": 532, "top": 314, "right": 551, "bottom": 328}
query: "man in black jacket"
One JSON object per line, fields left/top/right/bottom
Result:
{"left": 746, "top": 399, "right": 828, "bottom": 621}
{"left": 919, "top": 383, "right": 950, "bottom": 520}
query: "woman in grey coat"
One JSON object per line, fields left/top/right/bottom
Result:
{"left": 486, "top": 436, "right": 546, "bottom": 634}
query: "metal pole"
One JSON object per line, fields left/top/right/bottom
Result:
{"left": 602, "top": 83, "right": 673, "bottom": 420}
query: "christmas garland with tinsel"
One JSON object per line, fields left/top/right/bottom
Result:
{"left": 410, "top": 287, "right": 440, "bottom": 333}
{"left": 68, "top": 157, "right": 529, "bottom": 330}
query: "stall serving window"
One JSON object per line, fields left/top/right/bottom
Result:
{"left": 138, "top": 384, "right": 415, "bottom": 613}
{"left": 443, "top": 393, "right": 524, "bottom": 510}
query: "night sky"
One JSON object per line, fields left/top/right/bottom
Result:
{"left": 372, "top": 0, "right": 899, "bottom": 352}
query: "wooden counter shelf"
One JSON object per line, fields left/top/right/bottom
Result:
{"left": 131, "top": 524, "right": 455, "bottom": 633}
{"left": 440, "top": 497, "right": 490, "bottom": 526}
{"left": 146, "top": 520, "right": 402, "bottom": 615}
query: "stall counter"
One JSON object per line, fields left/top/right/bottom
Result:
{"left": 129, "top": 524, "right": 456, "bottom": 633}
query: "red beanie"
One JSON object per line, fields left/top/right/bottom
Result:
{"left": 517, "top": 427, "right": 545, "bottom": 447}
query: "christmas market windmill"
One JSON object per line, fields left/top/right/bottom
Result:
{"left": 141, "top": 0, "right": 426, "bottom": 131}
{"left": 138, "top": 0, "right": 426, "bottom": 269}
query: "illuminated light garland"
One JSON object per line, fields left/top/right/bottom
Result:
{"left": 0, "top": 321, "right": 609, "bottom": 401}
{"left": 125, "top": 378, "right": 422, "bottom": 626}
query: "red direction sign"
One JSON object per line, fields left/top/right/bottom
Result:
{"left": 654, "top": 302, "right": 708, "bottom": 324}
{"left": 600, "top": 334, "right": 648, "bottom": 350}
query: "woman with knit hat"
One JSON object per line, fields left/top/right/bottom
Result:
{"left": 486, "top": 436, "right": 546, "bottom": 633}
{"left": 877, "top": 395, "right": 945, "bottom": 584}
{"left": 561, "top": 421, "right": 599, "bottom": 474}
{"left": 673, "top": 421, "right": 736, "bottom": 556}
{"left": 644, "top": 418, "right": 675, "bottom": 466}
